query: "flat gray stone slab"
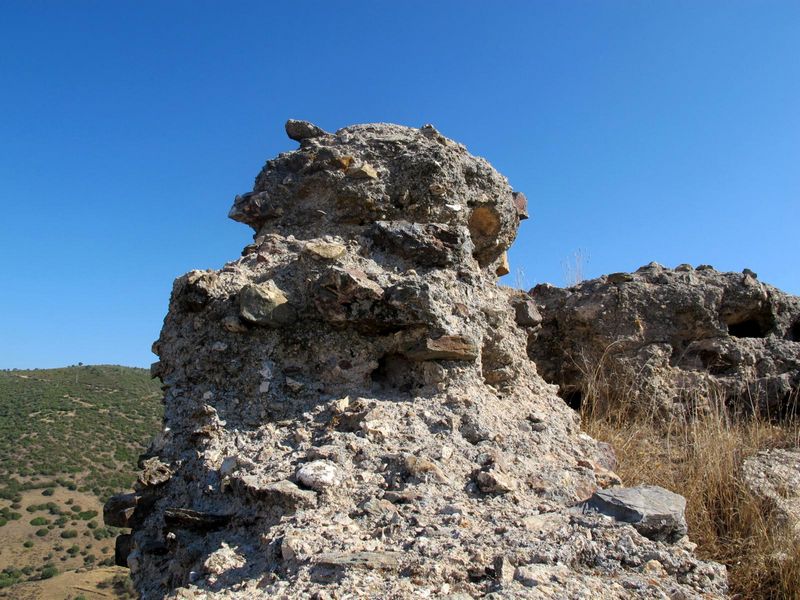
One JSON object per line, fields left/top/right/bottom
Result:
{"left": 582, "top": 485, "right": 688, "bottom": 542}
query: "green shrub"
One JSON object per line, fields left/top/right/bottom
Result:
{"left": 60, "top": 529, "right": 78, "bottom": 539}
{"left": 41, "top": 488, "right": 54, "bottom": 496}
{"left": 35, "top": 528, "right": 48, "bottom": 537}
{"left": 23, "top": 540, "right": 33, "bottom": 548}
{"left": 0, "top": 576, "right": 17, "bottom": 588}
{"left": 30, "top": 516, "right": 48, "bottom": 526}
{"left": 39, "top": 565, "right": 57, "bottom": 579}
{"left": 92, "top": 527, "right": 113, "bottom": 540}
{"left": 1, "top": 568, "right": 21, "bottom": 587}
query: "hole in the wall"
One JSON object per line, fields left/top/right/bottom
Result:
{"left": 788, "top": 320, "right": 800, "bottom": 342}
{"left": 723, "top": 304, "right": 775, "bottom": 339}
{"left": 371, "top": 353, "right": 414, "bottom": 393}
{"left": 727, "top": 318, "right": 770, "bottom": 338}
{"left": 698, "top": 350, "right": 736, "bottom": 376}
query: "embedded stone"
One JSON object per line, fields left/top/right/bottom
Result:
{"left": 235, "top": 477, "right": 317, "bottom": 510}
{"left": 368, "top": 220, "right": 463, "bottom": 267}
{"left": 404, "top": 335, "right": 479, "bottom": 361}
{"left": 346, "top": 162, "right": 378, "bottom": 179}
{"left": 239, "top": 281, "right": 296, "bottom": 327}
{"left": 475, "top": 468, "right": 515, "bottom": 494}
{"left": 297, "top": 460, "right": 340, "bottom": 490}
{"left": 164, "top": 508, "right": 232, "bottom": 532}
{"left": 305, "top": 241, "right": 346, "bottom": 260}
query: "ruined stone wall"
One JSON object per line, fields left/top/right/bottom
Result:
{"left": 529, "top": 264, "right": 800, "bottom": 419}
{"left": 106, "top": 122, "right": 727, "bottom": 599}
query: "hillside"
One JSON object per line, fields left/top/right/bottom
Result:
{"left": 0, "top": 365, "right": 162, "bottom": 595}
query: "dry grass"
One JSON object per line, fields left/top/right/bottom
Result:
{"left": 575, "top": 353, "right": 800, "bottom": 599}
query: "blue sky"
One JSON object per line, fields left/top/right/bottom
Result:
{"left": 1, "top": 1, "right": 798, "bottom": 369}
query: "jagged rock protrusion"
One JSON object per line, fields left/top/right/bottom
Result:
{"left": 285, "top": 119, "right": 329, "bottom": 142}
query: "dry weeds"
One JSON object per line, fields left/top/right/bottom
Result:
{"left": 576, "top": 352, "right": 800, "bottom": 599}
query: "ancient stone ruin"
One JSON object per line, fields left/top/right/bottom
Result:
{"left": 529, "top": 265, "right": 800, "bottom": 419}
{"left": 106, "top": 121, "right": 727, "bottom": 598}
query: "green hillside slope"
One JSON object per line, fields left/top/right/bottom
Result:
{"left": 0, "top": 365, "right": 162, "bottom": 501}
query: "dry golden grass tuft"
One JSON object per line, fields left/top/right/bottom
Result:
{"left": 575, "top": 353, "right": 800, "bottom": 599}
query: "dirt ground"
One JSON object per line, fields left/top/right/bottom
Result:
{"left": 4, "top": 566, "right": 129, "bottom": 599}
{"left": 0, "top": 487, "right": 125, "bottom": 599}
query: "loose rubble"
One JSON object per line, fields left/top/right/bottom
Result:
{"left": 529, "top": 265, "right": 800, "bottom": 418}
{"left": 107, "top": 121, "right": 727, "bottom": 599}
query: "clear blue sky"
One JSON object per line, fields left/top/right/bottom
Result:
{"left": 1, "top": 1, "right": 798, "bottom": 369}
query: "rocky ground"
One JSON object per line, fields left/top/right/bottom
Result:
{"left": 106, "top": 121, "right": 731, "bottom": 599}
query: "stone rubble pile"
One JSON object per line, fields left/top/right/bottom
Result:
{"left": 106, "top": 121, "right": 727, "bottom": 599}
{"left": 529, "top": 265, "right": 800, "bottom": 419}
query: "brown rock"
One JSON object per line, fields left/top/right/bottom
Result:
{"left": 305, "top": 241, "right": 346, "bottom": 260}
{"left": 346, "top": 163, "right": 378, "bottom": 179}
{"left": 239, "top": 281, "right": 297, "bottom": 327}
{"left": 512, "top": 191, "right": 529, "bottom": 220}
{"left": 496, "top": 252, "right": 510, "bottom": 276}
{"left": 404, "top": 335, "right": 479, "bottom": 361}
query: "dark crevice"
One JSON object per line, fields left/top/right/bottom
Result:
{"left": 788, "top": 320, "right": 800, "bottom": 342}
{"left": 558, "top": 387, "right": 582, "bottom": 411}
{"left": 698, "top": 350, "right": 736, "bottom": 376}
{"left": 723, "top": 303, "right": 775, "bottom": 339}
{"left": 728, "top": 318, "right": 768, "bottom": 338}
{"left": 371, "top": 353, "right": 414, "bottom": 393}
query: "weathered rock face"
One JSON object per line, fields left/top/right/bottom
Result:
{"left": 529, "top": 264, "right": 800, "bottom": 418}
{"left": 111, "top": 123, "right": 726, "bottom": 599}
